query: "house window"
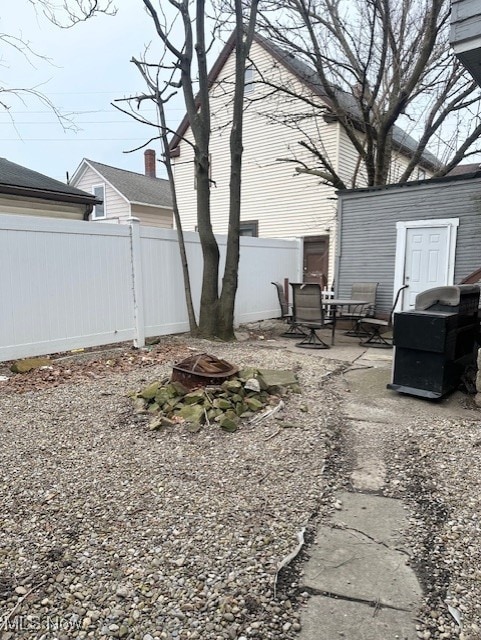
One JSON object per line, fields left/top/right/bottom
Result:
{"left": 244, "top": 65, "right": 254, "bottom": 94}
{"left": 239, "top": 220, "right": 258, "bottom": 237}
{"left": 417, "top": 168, "right": 426, "bottom": 181}
{"left": 92, "top": 184, "right": 105, "bottom": 219}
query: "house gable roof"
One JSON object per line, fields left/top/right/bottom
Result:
{"left": 0, "top": 157, "right": 98, "bottom": 205}
{"left": 80, "top": 159, "right": 173, "bottom": 209}
{"left": 169, "top": 32, "right": 442, "bottom": 172}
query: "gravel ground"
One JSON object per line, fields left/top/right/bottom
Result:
{"left": 0, "top": 337, "right": 342, "bottom": 640}
{"left": 383, "top": 414, "right": 481, "bottom": 640}
{"left": 3, "top": 330, "right": 481, "bottom": 640}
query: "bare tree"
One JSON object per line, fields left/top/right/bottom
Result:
{"left": 107, "top": 1, "right": 260, "bottom": 340}
{"left": 30, "top": 0, "right": 117, "bottom": 25}
{"left": 43, "top": 0, "right": 260, "bottom": 340}
{"left": 131, "top": 0, "right": 260, "bottom": 340}
{"left": 258, "top": 0, "right": 481, "bottom": 188}
{"left": 0, "top": 28, "right": 77, "bottom": 131}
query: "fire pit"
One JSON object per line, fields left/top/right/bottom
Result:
{"left": 171, "top": 353, "right": 238, "bottom": 390}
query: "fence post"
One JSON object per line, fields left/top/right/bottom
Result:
{"left": 129, "top": 218, "right": 145, "bottom": 348}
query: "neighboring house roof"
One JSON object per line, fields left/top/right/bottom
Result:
{"left": 447, "top": 162, "right": 481, "bottom": 176}
{"left": 0, "top": 157, "right": 99, "bottom": 206}
{"left": 169, "top": 32, "right": 442, "bottom": 172}
{"left": 78, "top": 159, "right": 172, "bottom": 209}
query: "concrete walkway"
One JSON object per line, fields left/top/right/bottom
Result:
{"left": 277, "top": 326, "right": 478, "bottom": 639}
{"left": 298, "top": 491, "right": 421, "bottom": 639}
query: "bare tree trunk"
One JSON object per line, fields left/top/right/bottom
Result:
{"left": 218, "top": 0, "right": 260, "bottom": 341}
{"left": 196, "top": 150, "right": 221, "bottom": 337}
{"left": 189, "top": 0, "right": 222, "bottom": 338}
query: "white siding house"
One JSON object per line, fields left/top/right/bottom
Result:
{"left": 71, "top": 150, "right": 173, "bottom": 228}
{"left": 171, "top": 34, "right": 439, "bottom": 286}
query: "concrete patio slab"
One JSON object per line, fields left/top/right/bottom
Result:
{"left": 297, "top": 596, "right": 418, "bottom": 640}
{"left": 302, "top": 525, "right": 421, "bottom": 609}
{"left": 360, "top": 348, "right": 394, "bottom": 362}
{"left": 332, "top": 491, "right": 409, "bottom": 548}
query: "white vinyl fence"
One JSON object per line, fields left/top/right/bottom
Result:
{"left": 0, "top": 215, "right": 302, "bottom": 362}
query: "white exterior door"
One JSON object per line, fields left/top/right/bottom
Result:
{"left": 403, "top": 227, "right": 449, "bottom": 309}
{"left": 394, "top": 218, "right": 459, "bottom": 311}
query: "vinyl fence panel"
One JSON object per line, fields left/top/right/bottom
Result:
{"left": 140, "top": 227, "right": 202, "bottom": 338}
{"left": 0, "top": 215, "right": 302, "bottom": 362}
{"left": 0, "top": 215, "right": 135, "bottom": 361}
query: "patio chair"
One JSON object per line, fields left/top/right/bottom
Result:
{"left": 343, "top": 282, "right": 379, "bottom": 336}
{"left": 290, "top": 282, "right": 334, "bottom": 349}
{"left": 359, "top": 285, "right": 408, "bottom": 348}
{"left": 271, "top": 282, "right": 306, "bottom": 338}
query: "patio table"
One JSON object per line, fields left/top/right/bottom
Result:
{"left": 323, "top": 298, "right": 369, "bottom": 345}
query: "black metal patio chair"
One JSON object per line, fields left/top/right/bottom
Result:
{"left": 343, "top": 282, "right": 379, "bottom": 336}
{"left": 271, "top": 281, "right": 307, "bottom": 338}
{"left": 359, "top": 285, "right": 409, "bottom": 348}
{"left": 290, "top": 282, "right": 334, "bottom": 349}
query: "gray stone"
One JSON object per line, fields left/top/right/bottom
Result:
{"left": 10, "top": 357, "right": 52, "bottom": 373}
{"left": 257, "top": 369, "right": 298, "bottom": 389}
{"left": 133, "top": 397, "right": 148, "bottom": 413}
{"left": 244, "top": 378, "right": 261, "bottom": 392}
{"left": 177, "top": 404, "right": 205, "bottom": 425}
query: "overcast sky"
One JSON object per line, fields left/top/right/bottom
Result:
{"left": 1, "top": 2, "right": 192, "bottom": 182}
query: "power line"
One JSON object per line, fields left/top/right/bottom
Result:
{"left": 0, "top": 120, "right": 155, "bottom": 125}
{"left": 0, "top": 107, "right": 184, "bottom": 113}
{"left": 0, "top": 138, "right": 153, "bottom": 141}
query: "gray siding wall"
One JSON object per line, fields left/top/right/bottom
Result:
{"left": 451, "top": 0, "right": 481, "bottom": 44}
{"left": 336, "top": 176, "right": 481, "bottom": 315}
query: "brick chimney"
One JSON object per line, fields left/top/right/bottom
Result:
{"left": 144, "top": 149, "right": 156, "bottom": 178}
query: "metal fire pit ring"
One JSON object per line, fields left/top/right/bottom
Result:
{"left": 171, "top": 353, "right": 238, "bottom": 390}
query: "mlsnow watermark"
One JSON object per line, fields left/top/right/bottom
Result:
{"left": 0, "top": 614, "right": 81, "bottom": 632}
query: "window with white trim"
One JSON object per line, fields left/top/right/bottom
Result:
{"left": 239, "top": 220, "right": 258, "bottom": 237}
{"left": 92, "top": 184, "right": 105, "bottom": 219}
{"left": 244, "top": 65, "right": 254, "bottom": 94}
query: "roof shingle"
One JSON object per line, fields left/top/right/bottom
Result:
{"left": 86, "top": 160, "right": 172, "bottom": 208}
{"left": 0, "top": 157, "right": 97, "bottom": 202}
